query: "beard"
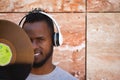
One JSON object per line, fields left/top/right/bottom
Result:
{"left": 33, "top": 46, "right": 53, "bottom": 68}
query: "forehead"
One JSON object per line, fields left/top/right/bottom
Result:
{"left": 23, "top": 21, "right": 50, "bottom": 32}
{"left": 23, "top": 21, "right": 51, "bottom": 36}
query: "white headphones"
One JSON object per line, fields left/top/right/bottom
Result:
{"left": 19, "top": 9, "right": 63, "bottom": 46}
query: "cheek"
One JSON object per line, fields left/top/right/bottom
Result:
{"left": 42, "top": 40, "right": 52, "bottom": 51}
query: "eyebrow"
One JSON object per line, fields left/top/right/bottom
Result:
{"left": 35, "top": 36, "right": 45, "bottom": 40}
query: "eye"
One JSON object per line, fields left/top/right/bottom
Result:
{"left": 36, "top": 37, "right": 45, "bottom": 42}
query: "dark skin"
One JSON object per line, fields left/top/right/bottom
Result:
{"left": 23, "top": 21, "right": 55, "bottom": 75}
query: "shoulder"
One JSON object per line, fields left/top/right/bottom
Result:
{"left": 54, "top": 66, "right": 78, "bottom": 80}
{"left": 26, "top": 66, "right": 79, "bottom": 80}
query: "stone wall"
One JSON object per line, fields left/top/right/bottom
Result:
{"left": 87, "top": 13, "right": 120, "bottom": 80}
{"left": 0, "top": 0, "right": 85, "bottom": 80}
{"left": 87, "top": 0, "right": 120, "bottom": 80}
{"left": 0, "top": 0, "right": 120, "bottom": 80}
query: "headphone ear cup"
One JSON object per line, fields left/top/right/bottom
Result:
{"left": 54, "top": 33, "right": 59, "bottom": 46}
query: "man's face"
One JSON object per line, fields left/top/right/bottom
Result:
{"left": 23, "top": 21, "right": 53, "bottom": 68}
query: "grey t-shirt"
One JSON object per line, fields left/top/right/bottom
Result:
{"left": 26, "top": 66, "right": 78, "bottom": 80}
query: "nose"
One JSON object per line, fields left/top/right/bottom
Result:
{"left": 32, "top": 40, "right": 39, "bottom": 49}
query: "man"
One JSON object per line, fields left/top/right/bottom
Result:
{"left": 21, "top": 9, "right": 78, "bottom": 80}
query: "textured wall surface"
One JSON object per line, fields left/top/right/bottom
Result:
{"left": 87, "top": 13, "right": 120, "bottom": 80}
{"left": 87, "top": 0, "right": 120, "bottom": 12}
{"left": 0, "top": 1, "right": 85, "bottom": 79}
{"left": 0, "top": 0, "right": 85, "bottom": 12}
{"left": 0, "top": 13, "right": 85, "bottom": 79}
{"left": 87, "top": 0, "right": 120, "bottom": 80}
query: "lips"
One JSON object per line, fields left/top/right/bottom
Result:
{"left": 34, "top": 52, "right": 41, "bottom": 56}
{"left": 34, "top": 50, "right": 42, "bottom": 57}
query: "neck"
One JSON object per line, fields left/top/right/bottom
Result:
{"left": 31, "top": 57, "right": 55, "bottom": 75}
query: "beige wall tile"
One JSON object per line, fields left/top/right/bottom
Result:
{"left": 87, "top": 13, "right": 120, "bottom": 80}
{"left": 0, "top": 0, "right": 85, "bottom": 12}
{"left": 87, "top": 0, "right": 120, "bottom": 12}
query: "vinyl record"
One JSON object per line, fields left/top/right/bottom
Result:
{"left": 0, "top": 20, "right": 34, "bottom": 80}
